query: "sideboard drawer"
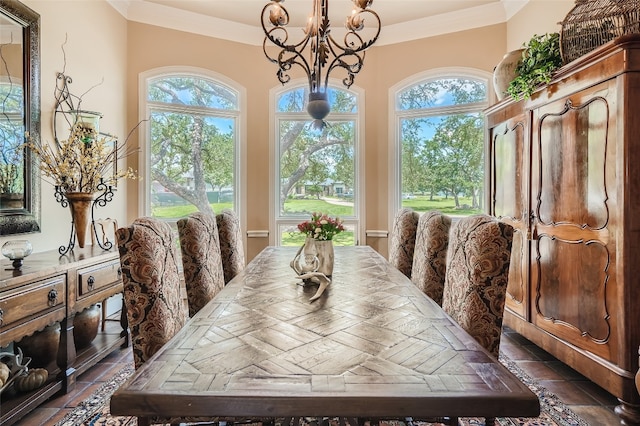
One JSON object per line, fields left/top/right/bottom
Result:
{"left": 77, "top": 260, "right": 122, "bottom": 298}
{"left": 0, "top": 275, "right": 65, "bottom": 329}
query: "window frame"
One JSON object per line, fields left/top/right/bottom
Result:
{"left": 388, "top": 67, "right": 493, "bottom": 230}
{"left": 138, "top": 66, "right": 247, "bottom": 229}
{"left": 269, "top": 78, "right": 366, "bottom": 246}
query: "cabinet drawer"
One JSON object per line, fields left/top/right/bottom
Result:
{"left": 0, "top": 276, "right": 65, "bottom": 329}
{"left": 78, "top": 260, "right": 122, "bottom": 298}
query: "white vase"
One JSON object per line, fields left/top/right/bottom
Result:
{"left": 291, "top": 237, "right": 334, "bottom": 278}
{"left": 314, "top": 239, "right": 334, "bottom": 277}
{"left": 493, "top": 48, "right": 525, "bottom": 100}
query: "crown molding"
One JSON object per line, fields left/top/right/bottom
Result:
{"left": 108, "top": 0, "right": 529, "bottom": 46}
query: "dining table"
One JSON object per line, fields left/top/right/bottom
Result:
{"left": 110, "top": 245, "right": 540, "bottom": 421}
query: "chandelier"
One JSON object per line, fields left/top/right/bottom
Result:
{"left": 261, "top": 0, "right": 380, "bottom": 128}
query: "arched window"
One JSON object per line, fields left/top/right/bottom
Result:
{"left": 272, "top": 82, "right": 364, "bottom": 246}
{"left": 390, "top": 70, "right": 491, "bottom": 222}
{"left": 140, "top": 68, "right": 244, "bottom": 226}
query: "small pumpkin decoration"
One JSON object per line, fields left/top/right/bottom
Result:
{"left": 0, "top": 362, "right": 9, "bottom": 387}
{"left": 13, "top": 368, "right": 48, "bottom": 393}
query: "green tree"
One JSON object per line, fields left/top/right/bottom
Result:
{"left": 278, "top": 88, "right": 355, "bottom": 210}
{"left": 427, "top": 113, "right": 483, "bottom": 208}
{"left": 400, "top": 78, "right": 486, "bottom": 210}
{"left": 401, "top": 118, "right": 429, "bottom": 196}
{"left": 148, "top": 77, "right": 236, "bottom": 214}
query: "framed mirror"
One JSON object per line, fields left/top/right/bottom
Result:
{"left": 0, "top": 0, "right": 40, "bottom": 234}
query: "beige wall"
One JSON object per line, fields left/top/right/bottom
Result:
{"left": 0, "top": 0, "right": 128, "bottom": 253}
{"left": 2, "top": 0, "right": 574, "bottom": 260}
{"left": 507, "top": 0, "right": 574, "bottom": 50}
{"left": 126, "top": 22, "right": 507, "bottom": 260}
{"left": 0, "top": 44, "right": 22, "bottom": 79}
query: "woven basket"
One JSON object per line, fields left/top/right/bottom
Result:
{"left": 559, "top": 0, "right": 640, "bottom": 64}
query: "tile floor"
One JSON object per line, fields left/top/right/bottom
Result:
{"left": 13, "top": 326, "right": 623, "bottom": 426}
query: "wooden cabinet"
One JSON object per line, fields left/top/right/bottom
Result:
{"left": 0, "top": 247, "right": 128, "bottom": 426}
{"left": 486, "top": 34, "right": 640, "bottom": 424}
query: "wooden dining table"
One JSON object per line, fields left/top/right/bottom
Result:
{"left": 110, "top": 245, "right": 540, "bottom": 420}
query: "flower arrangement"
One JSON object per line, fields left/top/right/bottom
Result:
{"left": 26, "top": 122, "right": 139, "bottom": 194}
{"left": 297, "top": 212, "right": 345, "bottom": 241}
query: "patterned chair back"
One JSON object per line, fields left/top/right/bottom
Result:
{"left": 442, "top": 214, "right": 514, "bottom": 358}
{"left": 389, "top": 207, "right": 420, "bottom": 278}
{"left": 411, "top": 211, "right": 451, "bottom": 305}
{"left": 178, "top": 212, "right": 225, "bottom": 317}
{"left": 216, "top": 209, "right": 246, "bottom": 284}
{"left": 116, "top": 217, "right": 188, "bottom": 370}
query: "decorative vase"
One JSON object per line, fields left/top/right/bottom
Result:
{"left": 66, "top": 192, "right": 94, "bottom": 248}
{"left": 17, "top": 322, "right": 61, "bottom": 368}
{"left": 290, "top": 237, "right": 334, "bottom": 278}
{"left": 314, "top": 239, "right": 334, "bottom": 277}
{"left": 493, "top": 48, "right": 525, "bottom": 100}
{"left": 73, "top": 304, "right": 100, "bottom": 349}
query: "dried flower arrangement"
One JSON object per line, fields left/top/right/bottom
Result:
{"left": 25, "top": 123, "right": 139, "bottom": 194}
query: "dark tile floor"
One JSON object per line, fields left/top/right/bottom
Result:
{"left": 14, "top": 326, "right": 622, "bottom": 426}
{"left": 499, "top": 328, "right": 621, "bottom": 425}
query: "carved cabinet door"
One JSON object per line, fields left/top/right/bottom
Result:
{"left": 486, "top": 101, "right": 531, "bottom": 321}
{"left": 529, "top": 80, "right": 618, "bottom": 363}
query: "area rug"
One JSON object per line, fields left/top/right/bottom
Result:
{"left": 54, "top": 355, "right": 589, "bottom": 426}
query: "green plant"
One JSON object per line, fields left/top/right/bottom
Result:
{"left": 507, "top": 33, "right": 562, "bottom": 101}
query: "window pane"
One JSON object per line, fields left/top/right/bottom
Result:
{"left": 279, "top": 119, "right": 355, "bottom": 218}
{"left": 398, "top": 78, "right": 487, "bottom": 110}
{"left": 148, "top": 76, "right": 237, "bottom": 110}
{"left": 401, "top": 113, "right": 484, "bottom": 215}
{"left": 149, "top": 110, "right": 235, "bottom": 220}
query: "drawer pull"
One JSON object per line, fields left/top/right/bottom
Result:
{"left": 48, "top": 289, "right": 59, "bottom": 306}
{"left": 0, "top": 308, "right": 3, "bottom": 326}
{"left": 87, "top": 275, "right": 95, "bottom": 290}
{"left": 117, "top": 267, "right": 122, "bottom": 278}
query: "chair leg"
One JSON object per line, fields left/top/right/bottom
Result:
{"left": 101, "top": 299, "right": 108, "bottom": 331}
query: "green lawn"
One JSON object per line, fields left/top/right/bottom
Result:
{"left": 152, "top": 201, "right": 233, "bottom": 220}
{"left": 282, "top": 198, "right": 354, "bottom": 217}
{"left": 152, "top": 196, "right": 482, "bottom": 245}
{"left": 401, "top": 196, "right": 482, "bottom": 215}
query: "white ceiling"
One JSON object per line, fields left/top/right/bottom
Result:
{"left": 107, "top": 0, "right": 529, "bottom": 46}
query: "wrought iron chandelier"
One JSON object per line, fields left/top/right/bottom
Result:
{"left": 261, "top": 0, "right": 380, "bottom": 128}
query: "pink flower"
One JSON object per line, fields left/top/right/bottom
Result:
{"left": 297, "top": 213, "right": 344, "bottom": 241}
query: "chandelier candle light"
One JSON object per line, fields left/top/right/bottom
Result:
{"left": 262, "top": 0, "right": 380, "bottom": 129}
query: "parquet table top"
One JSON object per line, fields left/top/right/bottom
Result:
{"left": 110, "top": 246, "right": 539, "bottom": 419}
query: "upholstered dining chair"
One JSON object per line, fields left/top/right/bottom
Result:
{"left": 411, "top": 211, "right": 451, "bottom": 306}
{"left": 442, "top": 214, "right": 514, "bottom": 358}
{"left": 389, "top": 207, "right": 420, "bottom": 278}
{"left": 116, "top": 217, "right": 189, "bottom": 426}
{"left": 117, "top": 217, "right": 255, "bottom": 426}
{"left": 177, "top": 211, "right": 225, "bottom": 317}
{"left": 116, "top": 217, "right": 188, "bottom": 370}
{"left": 216, "top": 209, "right": 246, "bottom": 284}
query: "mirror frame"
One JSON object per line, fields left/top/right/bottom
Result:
{"left": 0, "top": 0, "right": 41, "bottom": 235}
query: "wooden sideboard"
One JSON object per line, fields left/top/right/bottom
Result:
{"left": 0, "top": 246, "right": 128, "bottom": 426}
{"left": 486, "top": 34, "right": 640, "bottom": 424}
